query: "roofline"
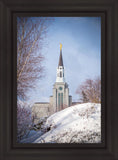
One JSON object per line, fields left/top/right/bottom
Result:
{"left": 35, "top": 102, "right": 49, "bottom": 104}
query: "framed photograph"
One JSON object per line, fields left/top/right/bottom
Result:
{"left": 17, "top": 16, "right": 101, "bottom": 144}
{"left": 0, "top": 0, "right": 118, "bottom": 160}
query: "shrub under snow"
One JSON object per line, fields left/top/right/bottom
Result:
{"left": 17, "top": 100, "right": 33, "bottom": 142}
{"left": 34, "top": 103, "right": 101, "bottom": 143}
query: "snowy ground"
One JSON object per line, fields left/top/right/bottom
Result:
{"left": 20, "top": 130, "right": 43, "bottom": 143}
{"left": 33, "top": 103, "right": 101, "bottom": 143}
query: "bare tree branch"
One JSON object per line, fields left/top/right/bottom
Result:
{"left": 76, "top": 77, "right": 101, "bottom": 103}
{"left": 17, "top": 17, "right": 53, "bottom": 100}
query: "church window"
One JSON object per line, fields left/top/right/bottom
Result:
{"left": 58, "top": 93, "right": 60, "bottom": 110}
{"left": 60, "top": 71, "right": 62, "bottom": 77}
{"left": 58, "top": 93, "right": 63, "bottom": 110}
{"left": 61, "top": 93, "right": 63, "bottom": 107}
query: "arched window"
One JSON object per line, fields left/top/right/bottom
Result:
{"left": 60, "top": 71, "right": 62, "bottom": 77}
{"left": 58, "top": 92, "right": 63, "bottom": 110}
{"left": 61, "top": 93, "right": 63, "bottom": 108}
{"left": 58, "top": 93, "right": 60, "bottom": 110}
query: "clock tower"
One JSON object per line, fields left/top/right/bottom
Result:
{"left": 50, "top": 44, "right": 72, "bottom": 112}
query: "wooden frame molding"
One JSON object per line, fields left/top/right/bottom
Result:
{"left": 0, "top": 0, "right": 118, "bottom": 160}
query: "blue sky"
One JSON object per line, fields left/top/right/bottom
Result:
{"left": 28, "top": 17, "right": 101, "bottom": 103}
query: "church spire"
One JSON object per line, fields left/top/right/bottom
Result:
{"left": 58, "top": 43, "right": 64, "bottom": 67}
{"left": 56, "top": 43, "right": 65, "bottom": 83}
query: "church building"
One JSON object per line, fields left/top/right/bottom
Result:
{"left": 32, "top": 44, "right": 72, "bottom": 123}
{"left": 50, "top": 44, "right": 72, "bottom": 112}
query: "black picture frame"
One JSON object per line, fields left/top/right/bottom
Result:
{"left": 0, "top": 0, "right": 118, "bottom": 160}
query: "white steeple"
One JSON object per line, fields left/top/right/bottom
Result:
{"left": 56, "top": 44, "right": 65, "bottom": 82}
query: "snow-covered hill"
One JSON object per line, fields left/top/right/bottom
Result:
{"left": 34, "top": 103, "right": 101, "bottom": 143}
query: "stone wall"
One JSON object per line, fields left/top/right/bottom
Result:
{"left": 32, "top": 103, "right": 50, "bottom": 124}
{"left": 32, "top": 102, "right": 55, "bottom": 124}
{"left": 32, "top": 101, "right": 80, "bottom": 124}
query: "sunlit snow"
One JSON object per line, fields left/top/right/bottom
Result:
{"left": 34, "top": 103, "right": 101, "bottom": 143}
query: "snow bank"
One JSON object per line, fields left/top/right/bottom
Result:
{"left": 34, "top": 103, "right": 101, "bottom": 143}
